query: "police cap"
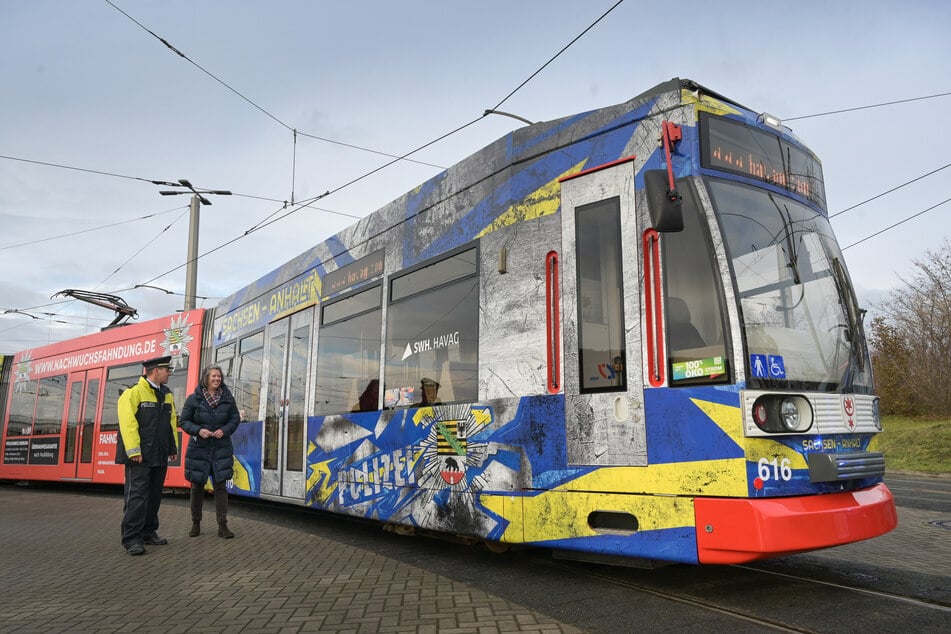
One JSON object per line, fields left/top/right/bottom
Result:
{"left": 142, "top": 355, "right": 173, "bottom": 371}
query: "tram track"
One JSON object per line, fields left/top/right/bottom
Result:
{"left": 734, "top": 563, "right": 951, "bottom": 612}
{"left": 548, "top": 562, "right": 814, "bottom": 633}
{"left": 520, "top": 551, "right": 950, "bottom": 633}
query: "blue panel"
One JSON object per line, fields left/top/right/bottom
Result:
{"left": 230, "top": 420, "right": 262, "bottom": 497}
{"left": 401, "top": 171, "right": 449, "bottom": 266}
{"left": 635, "top": 122, "right": 701, "bottom": 184}
{"left": 644, "top": 386, "right": 744, "bottom": 464}
{"left": 531, "top": 526, "right": 699, "bottom": 564}
{"left": 490, "top": 394, "right": 594, "bottom": 489}
{"left": 751, "top": 433, "right": 882, "bottom": 497}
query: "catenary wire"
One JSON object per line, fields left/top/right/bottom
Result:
{"left": 104, "top": 0, "right": 624, "bottom": 241}
{"left": 0, "top": 204, "right": 186, "bottom": 251}
{"left": 0, "top": 153, "right": 169, "bottom": 185}
{"left": 3, "top": 3, "right": 948, "bottom": 346}
{"left": 841, "top": 198, "right": 951, "bottom": 251}
{"left": 6, "top": 1, "right": 946, "bottom": 278}
{"left": 134, "top": 0, "right": 628, "bottom": 285}
{"left": 830, "top": 163, "right": 950, "bottom": 219}
{"left": 92, "top": 208, "right": 191, "bottom": 291}
{"left": 103, "top": 0, "right": 445, "bottom": 172}
{"left": 489, "top": 0, "right": 626, "bottom": 112}
{"left": 785, "top": 91, "right": 951, "bottom": 121}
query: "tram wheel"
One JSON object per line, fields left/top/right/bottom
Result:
{"left": 484, "top": 540, "right": 511, "bottom": 554}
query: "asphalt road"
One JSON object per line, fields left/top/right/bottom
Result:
{"left": 885, "top": 472, "right": 951, "bottom": 512}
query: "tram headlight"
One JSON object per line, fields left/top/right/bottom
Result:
{"left": 751, "top": 395, "right": 813, "bottom": 433}
{"left": 780, "top": 396, "right": 812, "bottom": 432}
{"left": 872, "top": 398, "right": 882, "bottom": 431}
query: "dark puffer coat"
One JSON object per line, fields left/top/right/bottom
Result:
{"left": 179, "top": 383, "right": 241, "bottom": 485}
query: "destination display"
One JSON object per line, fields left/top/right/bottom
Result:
{"left": 324, "top": 249, "right": 385, "bottom": 295}
{"left": 700, "top": 113, "right": 826, "bottom": 210}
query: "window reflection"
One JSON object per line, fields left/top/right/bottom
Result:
{"left": 575, "top": 198, "right": 626, "bottom": 393}
{"left": 384, "top": 248, "right": 479, "bottom": 407}
{"left": 315, "top": 286, "right": 381, "bottom": 415}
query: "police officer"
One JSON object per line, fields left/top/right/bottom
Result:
{"left": 116, "top": 355, "right": 179, "bottom": 555}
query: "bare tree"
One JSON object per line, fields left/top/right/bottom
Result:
{"left": 870, "top": 239, "right": 951, "bottom": 416}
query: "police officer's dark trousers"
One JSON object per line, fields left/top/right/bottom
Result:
{"left": 121, "top": 461, "right": 168, "bottom": 548}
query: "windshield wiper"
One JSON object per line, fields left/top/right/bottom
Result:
{"left": 830, "top": 257, "right": 866, "bottom": 391}
{"left": 767, "top": 193, "right": 801, "bottom": 284}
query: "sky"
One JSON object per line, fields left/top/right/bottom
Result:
{"left": 1, "top": 0, "right": 949, "bottom": 354}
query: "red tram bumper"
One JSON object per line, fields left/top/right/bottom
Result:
{"left": 694, "top": 483, "right": 897, "bottom": 564}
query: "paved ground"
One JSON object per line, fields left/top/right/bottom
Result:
{"left": 0, "top": 484, "right": 582, "bottom": 634}
{"left": 791, "top": 504, "right": 951, "bottom": 577}
{"left": 0, "top": 482, "right": 948, "bottom": 633}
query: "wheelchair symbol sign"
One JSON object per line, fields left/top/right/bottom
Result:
{"left": 750, "top": 354, "right": 786, "bottom": 379}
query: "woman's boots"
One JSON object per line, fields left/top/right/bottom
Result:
{"left": 189, "top": 520, "right": 233, "bottom": 538}
{"left": 190, "top": 481, "right": 235, "bottom": 537}
{"left": 217, "top": 521, "right": 234, "bottom": 538}
{"left": 214, "top": 481, "right": 233, "bottom": 538}
{"left": 189, "top": 484, "right": 203, "bottom": 537}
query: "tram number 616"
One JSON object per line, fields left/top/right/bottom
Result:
{"left": 757, "top": 457, "right": 792, "bottom": 482}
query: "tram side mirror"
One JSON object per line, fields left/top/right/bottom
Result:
{"left": 644, "top": 169, "right": 684, "bottom": 232}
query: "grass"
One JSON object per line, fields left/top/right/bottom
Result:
{"left": 879, "top": 415, "right": 951, "bottom": 475}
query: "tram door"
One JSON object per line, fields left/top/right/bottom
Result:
{"left": 260, "top": 309, "right": 313, "bottom": 499}
{"left": 559, "top": 159, "right": 647, "bottom": 466}
{"left": 63, "top": 369, "right": 102, "bottom": 479}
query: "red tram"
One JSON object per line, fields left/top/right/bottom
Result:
{"left": 0, "top": 311, "right": 204, "bottom": 486}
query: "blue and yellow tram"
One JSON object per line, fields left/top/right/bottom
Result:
{"left": 2, "top": 79, "right": 896, "bottom": 564}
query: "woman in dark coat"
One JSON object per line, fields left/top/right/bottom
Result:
{"left": 179, "top": 365, "right": 241, "bottom": 538}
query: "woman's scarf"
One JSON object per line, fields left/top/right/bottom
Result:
{"left": 202, "top": 386, "right": 222, "bottom": 409}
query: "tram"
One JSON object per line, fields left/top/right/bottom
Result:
{"left": 0, "top": 312, "right": 204, "bottom": 487}
{"left": 1, "top": 78, "right": 897, "bottom": 564}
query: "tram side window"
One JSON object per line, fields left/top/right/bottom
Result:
{"left": 220, "top": 332, "right": 264, "bottom": 422}
{"left": 167, "top": 360, "right": 188, "bottom": 412}
{"left": 7, "top": 381, "right": 39, "bottom": 436}
{"left": 662, "top": 183, "right": 729, "bottom": 385}
{"left": 101, "top": 363, "right": 147, "bottom": 431}
{"left": 576, "top": 198, "right": 627, "bottom": 393}
{"left": 315, "top": 285, "right": 382, "bottom": 415}
{"left": 64, "top": 381, "right": 84, "bottom": 462}
{"left": 384, "top": 247, "right": 479, "bottom": 407}
{"left": 214, "top": 342, "right": 237, "bottom": 407}
{"left": 31, "top": 375, "right": 67, "bottom": 435}
{"left": 215, "top": 343, "right": 236, "bottom": 376}
{"left": 81, "top": 378, "right": 99, "bottom": 463}
{"left": 100, "top": 359, "right": 190, "bottom": 431}
{"left": 0, "top": 357, "right": 10, "bottom": 427}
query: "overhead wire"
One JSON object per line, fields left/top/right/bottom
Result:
{"left": 92, "top": 207, "right": 191, "bottom": 291}
{"left": 785, "top": 91, "right": 951, "bottom": 121}
{"left": 0, "top": 204, "right": 186, "bottom": 251}
{"left": 103, "top": 0, "right": 445, "bottom": 172}
{"left": 830, "top": 163, "right": 951, "bottom": 219}
{"left": 0, "top": 152, "right": 292, "bottom": 206}
{"left": 842, "top": 199, "right": 951, "bottom": 251}
{"left": 135, "top": 0, "right": 627, "bottom": 286}
{"left": 3, "top": 2, "right": 949, "bottom": 348}
{"left": 0, "top": 153, "right": 170, "bottom": 185}
{"left": 295, "top": 130, "right": 446, "bottom": 170}
{"left": 15, "top": 0, "right": 945, "bottom": 273}
{"left": 489, "top": 0, "right": 625, "bottom": 113}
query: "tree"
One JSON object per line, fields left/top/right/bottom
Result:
{"left": 868, "top": 316, "right": 918, "bottom": 415}
{"left": 869, "top": 239, "right": 951, "bottom": 417}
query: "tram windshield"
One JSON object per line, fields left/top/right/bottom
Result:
{"left": 708, "top": 178, "right": 873, "bottom": 393}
